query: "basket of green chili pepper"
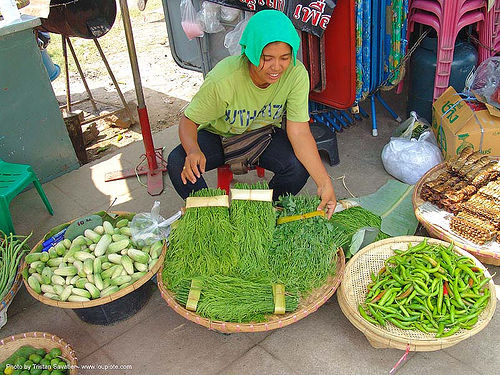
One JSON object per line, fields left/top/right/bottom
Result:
{"left": 338, "top": 236, "right": 496, "bottom": 351}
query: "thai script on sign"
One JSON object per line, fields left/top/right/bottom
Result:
{"left": 292, "top": 1, "right": 330, "bottom": 30}
{"left": 206, "top": 0, "right": 336, "bottom": 37}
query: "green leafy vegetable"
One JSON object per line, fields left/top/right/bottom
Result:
{"left": 268, "top": 195, "right": 348, "bottom": 293}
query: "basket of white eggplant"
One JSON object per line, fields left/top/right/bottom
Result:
{"left": 21, "top": 212, "right": 166, "bottom": 309}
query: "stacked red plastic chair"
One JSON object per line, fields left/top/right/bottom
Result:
{"left": 408, "top": 0, "right": 490, "bottom": 100}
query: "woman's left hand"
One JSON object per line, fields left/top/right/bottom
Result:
{"left": 317, "top": 180, "right": 337, "bottom": 219}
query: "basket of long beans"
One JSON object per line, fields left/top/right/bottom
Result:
{"left": 338, "top": 236, "right": 496, "bottom": 351}
{"left": 158, "top": 250, "right": 345, "bottom": 333}
{"left": 0, "top": 233, "right": 31, "bottom": 321}
{"left": 159, "top": 188, "right": 347, "bottom": 332}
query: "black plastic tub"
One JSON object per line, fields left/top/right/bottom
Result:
{"left": 72, "top": 281, "right": 154, "bottom": 325}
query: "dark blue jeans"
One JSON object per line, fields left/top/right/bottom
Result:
{"left": 167, "top": 128, "right": 309, "bottom": 201}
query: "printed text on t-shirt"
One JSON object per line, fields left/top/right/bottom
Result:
{"left": 225, "top": 103, "right": 284, "bottom": 127}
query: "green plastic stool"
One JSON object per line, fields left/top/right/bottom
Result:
{"left": 0, "top": 159, "right": 54, "bottom": 234}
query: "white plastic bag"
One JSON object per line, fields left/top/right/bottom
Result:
{"left": 224, "top": 13, "right": 251, "bottom": 55}
{"left": 198, "top": 1, "right": 225, "bottom": 34}
{"left": 180, "top": 0, "right": 204, "bottom": 40}
{"left": 130, "top": 201, "right": 181, "bottom": 246}
{"left": 471, "top": 57, "right": 500, "bottom": 109}
{"left": 392, "top": 111, "right": 431, "bottom": 139}
{"left": 220, "top": 5, "right": 241, "bottom": 22}
{"left": 381, "top": 130, "right": 443, "bottom": 185}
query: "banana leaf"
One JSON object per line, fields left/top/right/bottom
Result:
{"left": 353, "top": 179, "right": 418, "bottom": 237}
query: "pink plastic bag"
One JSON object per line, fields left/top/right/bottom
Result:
{"left": 180, "top": 0, "right": 204, "bottom": 40}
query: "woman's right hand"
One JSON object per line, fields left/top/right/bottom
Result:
{"left": 181, "top": 149, "right": 206, "bottom": 184}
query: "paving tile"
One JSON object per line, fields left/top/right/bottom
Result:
{"left": 397, "top": 351, "right": 481, "bottom": 375}
{"left": 10, "top": 182, "right": 86, "bottom": 242}
{"left": 259, "top": 298, "right": 406, "bottom": 375}
{"left": 219, "top": 345, "right": 297, "bottom": 375}
{"left": 99, "top": 302, "right": 270, "bottom": 375}
{"left": 63, "top": 283, "right": 166, "bottom": 349}
{"left": 488, "top": 265, "right": 500, "bottom": 285}
{"left": 3, "top": 285, "right": 37, "bottom": 319}
{"left": 443, "top": 303, "right": 500, "bottom": 375}
{"left": 76, "top": 345, "right": 120, "bottom": 375}
{"left": 0, "top": 301, "right": 101, "bottom": 359}
{"left": 110, "top": 185, "right": 185, "bottom": 217}
{"left": 52, "top": 154, "right": 144, "bottom": 213}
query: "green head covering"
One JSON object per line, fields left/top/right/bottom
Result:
{"left": 239, "top": 10, "right": 300, "bottom": 67}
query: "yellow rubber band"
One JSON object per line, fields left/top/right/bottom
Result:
{"left": 272, "top": 283, "right": 286, "bottom": 315}
{"left": 276, "top": 210, "right": 325, "bottom": 225}
{"left": 186, "top": 278, "right": 202, "bottom": 312}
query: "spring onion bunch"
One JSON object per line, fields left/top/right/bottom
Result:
{"left": 268, "top": 195, "right": 349, "bottom": 293}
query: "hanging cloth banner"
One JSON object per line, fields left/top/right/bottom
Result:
{"left": 207, "top": 0, "right": 337, "bottom": 37}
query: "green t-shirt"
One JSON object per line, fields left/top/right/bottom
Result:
{"left": 184, "top": 55, "right": 310, "bottom": 138}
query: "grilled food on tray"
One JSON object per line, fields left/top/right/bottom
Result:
{"left": 420, "top": 146, "right": 500, "bottom": 245}
{"left": 450, "top": 211, "right": 497, "bottom": 245}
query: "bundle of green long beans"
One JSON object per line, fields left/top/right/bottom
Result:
{"left": 230, "top": 182, "right": 275, "bottom": 280}
{"left": 174, "top": 275, "right": 299, "bottom": 323}
{"left": 268, "top": 195, "right": 349, "bottom": 293}
{"left": 163, "top": 188, "right": 238, "bottom": 291}
{"left": 358, "top": 240, "right": 491, "bottom": 337}
{"left": 0, "top": 232, "right": 31, "bottom": 301}
{"left": 330, "top": 206, "right": 390, "bottom": 258}
{"left": 330, "top": 206, "right": 390, "bottom": 242}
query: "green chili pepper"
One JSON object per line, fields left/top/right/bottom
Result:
{"left": 452, "top": 279, "right": 465, "bottom": 308}
{"left": 437, "top": 280, "right": 443, "bottom": 314}
{"left": 370, "top": 289, "right": 386, "bottom": 303}
{"left": 473, "top": 291, "right": 490, "bottom": 309}
{"left": 457, "top": 263, "right": 478, "bottom": 284}
{"left": 388, "top": 317, "right": 413, "bottom": 330}
{"left": 367, "top": 303, "right": 398, "bottom": 314}
{"left": 476, "top": 277, "right": 491, "bottom": 291}
{"left": 358, "top": 304, "right": 378, "bottom": 325}
{"left": 455, "top": 310, "right": 481, "bottom": 324}
{"left": 368, "top": 304, "right": 386, "bottom": 326}
{"left": 413, "top": 282, "right": 429, "bottom": 296}
{"left": 378, "top": 288, "right": 395, "bottom": 305}
{"left": 441, "top": 325, "right": 461, "bottom": 337}
{"left": 383, "top": 291, "right": 397, "bottom": 307}
{"left": 459, "top": 316, "right": 478, "bottom": 329}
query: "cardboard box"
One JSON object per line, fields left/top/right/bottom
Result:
{"left": 431, "top": 86, "right": 500, "bottom": 160}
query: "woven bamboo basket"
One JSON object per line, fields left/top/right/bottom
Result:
{"left": 0, "top": 270, "right": 23, "bottom": 315}
{"left": 413, "top": 160, "right": 500, "bottom": 266}
{"left": 22, "top": 212, "right": 166, "bottom": 309}
{"left": 0, "top": 331, "right": 77, "bottom": 374}
{"left": 158, "top": 248, "right": 345, "bottom": 333}
{"left": 338, "top": 236, "right": 496, "bottom": 351}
